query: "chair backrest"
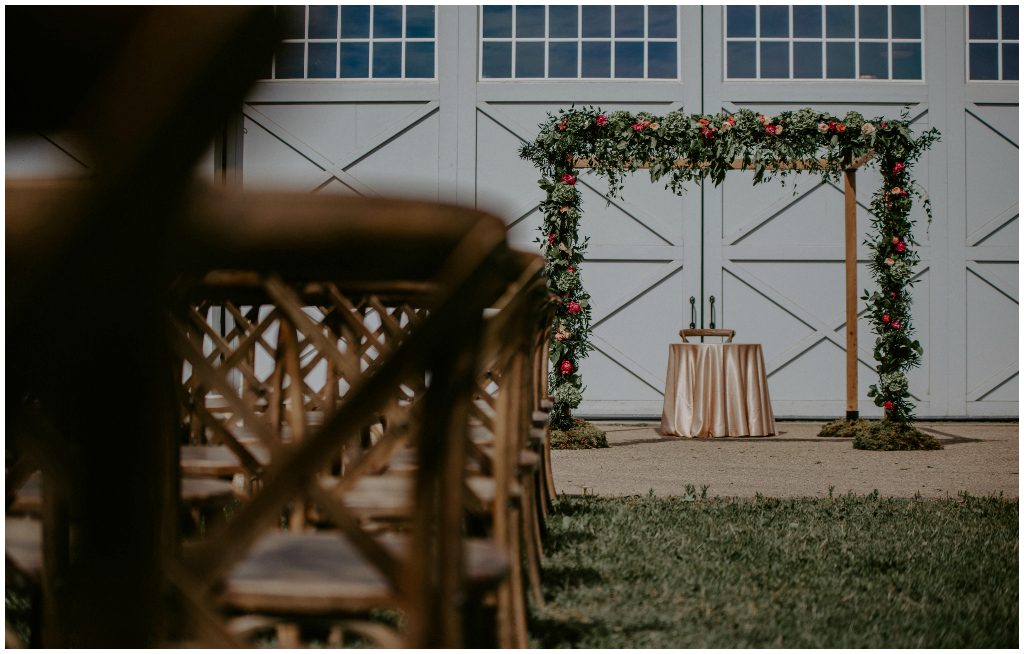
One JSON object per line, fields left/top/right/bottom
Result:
{"left": 679, "top": 328, "right": 735, "bottom": 343}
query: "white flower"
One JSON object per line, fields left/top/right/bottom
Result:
{"left": 862, "top": 123, "right": 876, "bottom": 135}
{"left": 720, "top": 121, "right": 732, "bottom": 132}
{"left": 773, "top": 124, "right": 784, "bottom": 135}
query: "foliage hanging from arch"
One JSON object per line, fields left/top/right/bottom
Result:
{"left": 520, "top": 107, "right": 939, "bottom": 430}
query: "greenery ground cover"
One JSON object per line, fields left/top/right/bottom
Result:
{"left": 531, "top": 492, "right": 1018, "bottom": 648}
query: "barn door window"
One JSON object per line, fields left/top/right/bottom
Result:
{"left": 967, "top": 5, "right": 1018, "bottom": 81}
{"left": 263, "top": 5, "right": 436, "bottom": 79}
{"left": 725, "top": 5, "right": 924, "bottom": 80}
{"left": 480, "top": 5, "right": 679, "bottom": 80}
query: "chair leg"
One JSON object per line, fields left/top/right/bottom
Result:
{"left": 520, "top": 473, "right": 545, "bottom": 608}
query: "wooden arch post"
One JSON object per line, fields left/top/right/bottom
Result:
{"left": 574, "top": 153, "right": 873, "bottom": 422}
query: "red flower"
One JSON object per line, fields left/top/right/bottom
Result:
{"left": 890, "top": 291, "right": 898, "bottom": 298}
{"left": 891, "top": 320, "right": 902, "bottom": 330}
{"left": 836, "top": 123, "right": 847, "bottom": 133}
{"left": 548, "top": 232, "right": 557, "bottom": 245}
{"left": 881, "top": 121, "right": 888, "bottom": 129}
{"left": 632, "top": 120, "right": 651, "bottom": 132}
{"left": 566, "top": 266, "right": 576, "bottom": 273}
{"left": 882, "top": 314, "right": 891, "bottom": 323}
{"left": 560, "top": 359, "right": 574, "bottom": 375}
{"left": 698, "top": 118, "right": 710, "bottom": 127}
{"left": 827, "top": 120, "right": 837, "bottom": 131}
{"left": 892, "top": 162, "right": 905, "bottom": 175}
{"left": 701, "top": 127, "right": 715, "bottom": 139}
{"left": 558, "top": 119, "right": 568, "bottom": 131}
{"left": 884, "top": 400, "right": 894, "bottom": 412}
{"left": 566, "top": 300, "right": 581, "bottom": 315}
{"left": 895, "top": 241, "right": 906, "bottom": 253}
{"left": 596, "top": 114, "right": 608, "bottom": 126}
{"left": 725, "top": 116, "right": 736, "bottom": 125}
{"left": 561, "top": 173, "right": 576, "bottom": 185}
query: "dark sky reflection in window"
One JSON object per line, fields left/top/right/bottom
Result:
{"left": 517, "top": 6, "right": 545, "bottom": 38}
{"left": 615, "top": 41, "right": 643, "bottom": 77}
{"left": 859, "top": 6, "right": 888, "bottom": 39}
{"left": 549, "top": 6, "right": 577, "bottom": 38}
{"left": 308, "top": 5, "right": 337, "bottom": 39}
{"left": 969, "top": 43, "right": 999, "bottom": 79}
{"left": 827, "top": 41, "right": 855, "bottom": 78}
{"left": 760, "top": 41, "right": 789, "bottom": 78}
{"left": 406, "top": 5, "right": 435, "bottom": 38}
{"left": 341, "top": 6, "right": 370, "bottom": 38}
{"left": 1003, "top": 6, "right": 1019, "bottom": 40}
{"left": 891, "top": 5, "right": 920, "bottom": 39}
{"left": 760, "top": 5, "right": 789, "bottom": 38}
{"left": 727, "top": 5, "right": 755, "bottom": 37}
{"left": 727, "top": 41, "right": 756, "bottom": 78}
{"left": 860, "top": 42, "right": 888, "bottom": 79}
{"left": 482, "top": 42, "right": 512, "bottom": 78}
{"left": 1003, "top": 43, "right": 1018, "bottom": 80}
{"left": 276, "top": 42, "right": 304, "bottom": 78}
{"left": 892, "top": 43, "right": 921, "bottom": 79}
{"left": 793, "top": 5, "right": 821, "bottom": 38}
{"left": 548, "top": 42, "right": 578, "bottom": 77}
{"left": 648, "top": 42, "right": 676, "bottom": 78}
{"left": 308, "top": 42, "right": 337, "bottom": 77}
{"left": 374, "top": 6, "right": 402, "bottom": 38}
{"left": 793, "top": 42, "right": 822, "bottom": 78}
{"left": 582, "top": 5, "right": 611, "bottom": 37}
{"left": 279, "top": 5, "right": 306, "bottom": 40}
{"left": 969, "top": 6, "right": 999, "bottom": 40}
{"left": 615, "top": 5, "right": 644, "bottom": 38}
{"left": 373, "top": 41, "right": 402, "bottom": 77}
{"left": 826, "top": 5, "right": 855, "bottom": 38}
{"left": 340, "top": 42, "right": 369, "bottom": 77}
{"left": 648, "top": 5, "right": 677, "bottom": 38}
{"left": 516, "top": 41, "right": 545, "bottom": 77}
{"left": 406, "top": 41, "right": 434, "bottom": 77}
{"left": 582, "top": 41, "right": 610, "bottom": 77}
{"left": 482, "top": 6, "right": 512, "bottom": 38}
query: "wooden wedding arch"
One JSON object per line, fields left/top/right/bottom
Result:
{"left": 574, "top": 152, "right": 873, "bottom": 421}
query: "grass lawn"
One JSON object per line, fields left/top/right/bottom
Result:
{"left": 530, "top": 491, "right": 1018, "bottom": 648}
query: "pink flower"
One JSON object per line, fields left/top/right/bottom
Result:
{"left": 560, "top": 359, "right": 574, "bottom": 375}
{"left": 891, "top": 236, "right": 901, "bottom": 245}
{"left": 836, "top": 123, "right": 847, "bottom": 133}
{"left": 701, "top": 127, "right": 715, "bottom": 139}
{"left": 885, "top": 257, "right": 895, "bottom": 266}
{"left": 890, "top": 186, "right": 908, "bottom": 197}
{"left": 632, "top": 120, "right": 651, "bottom": 132}
{"left": 596, "top": 114, "right": 608, "bottom": 126}
{"left": 566, "top": 300, "right": 581, "bottom": 315}
{"left": 547, "top": 232, "right": 557, "bottom": 245}
{"left": 884, "top": 400, "right": 894, "bottom": 412}
{"left": 566, "top": 266, "right": 576, "bottom": 273}
{"left": 895, "top": 241, "right": 906, "bottom": 253}
{"left": 881, "top": 121, "right": 888, "bottom": 129}
{"left": 890, "top": 291, "right": 898, "bottom": 298}
{"left": 698, "top": 118, "right": 710, "bottom": 127}
{"left": 757, "top": 114, "right": 769, "bottom": 125}
{"left": 765, "top": 124, "right": 783, "bottom": 136}
{"left": 561, "top": 173, "right": 576, "bottom": 185}
{"left": 558, "top": 119, "right": 567, "bottom": 131}
{"left": 892, "top": 162, "right": 905, "bottom": 175}
{"left": 559, "top": 206, "right": 570, "bottom": 213}
{"left": 818, "top": 122, "right": 830, "bottom": 133}
{"left": 891, "top": 320, "right": 902, "bottom": 330}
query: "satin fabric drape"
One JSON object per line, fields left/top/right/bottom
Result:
{"left": 660, "top": 343, "right": 776, "bottom": 438}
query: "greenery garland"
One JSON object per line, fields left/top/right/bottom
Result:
{"left": 520, "top": 107, "right": 939, "bottom": 429}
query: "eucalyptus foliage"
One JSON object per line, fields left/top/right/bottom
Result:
{"left": 520, "top": 106, "right": 939, "bottom": 427}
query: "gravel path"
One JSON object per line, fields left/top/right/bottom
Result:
{"left": 552, "top": 421, "right": 1019, "bottom": 499}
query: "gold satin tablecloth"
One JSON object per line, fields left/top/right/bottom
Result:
{"left": 660, "top": 343, "right": 776, "bottom": 438}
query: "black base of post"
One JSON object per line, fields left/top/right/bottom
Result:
{"left": 846, "top": 410, "right": 859, "bottom": 421}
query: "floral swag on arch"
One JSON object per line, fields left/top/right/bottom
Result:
{"left": 519, "top": 107, "right": 940, "bottom": 431}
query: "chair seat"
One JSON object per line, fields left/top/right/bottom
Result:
{"left": 180, "top": 445, "right": 270, "bottom": 477}
{"left": 7, "top": 473, "right": 239, "bottom": 514}
{"left": 219, "top": 530, "right": 509, "bottom": 616}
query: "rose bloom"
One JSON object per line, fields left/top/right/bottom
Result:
{"left": 726, "top": 115, "right": 736, "bottom": 125}
{"left": 566, "top": 266, "right": 576, "bottom": 273}
{"left": 892, "top": 162, "right": 905, "bottom": 174}
{"left": 884, "top": 257, "right": 895, "bottom": 266}
{"left": 559, "top": 205, "right": 570, "bottom": 213}
{"left": 836, "top": 123, "right": 847, "bottom": 133}
{"left": 566, "top": 300, "right": 581, "bottom": 315}
{"left": 891, "top": 320, "right": 901, "bottom": 330}
{"left": 890, "top": 186, "right": 905, "bottom": 196}
{"left": 895, "top": 241, "right": 906, "bottom": 253}
{"left": 773, "top": 124, "right": 783, "bottom": 135}
{"left": 884, "top": 400, "right": 894, "bottom": 411}
{"left": 862, "top": 123, "right": 876, "bottom": 135}
{"left": 701, "top": 127, "right": 715, "bottom": 139}
{"left": 559, "top": 359, "right": 574, "bottom": 375}
{"left": 882, "top": 314, "right": 891, "bottom": 323}
{"left": 558, "top": 119, "right": 567, "bottom": 131}
{"left": 561, "top": 173, "right": 576, "bottom": 185}
{"left": 555, "top": 327, "right": 570, "bottom": 341}
{"left": 596, "top": 114, "right": 608, "bottom": 126}
{"left": 720, "top": 121, "right": 732, "bottom": 132}
{"left": 698, "top": 118, "right": 710, "bottom": 127}
{"left": 891, "top": 236, "right": 901, "bottom": 245}
{"left": 757, "top": 114, "right": 769, "bottom": 125}
{"left": 649, "top": 122, "right": 660, "bottom": 130}
{"left": 547, "top": 232, "right": 557, "bottom": 244}
{"left": 818, "top": 122, "right": 830, "bottom": 133}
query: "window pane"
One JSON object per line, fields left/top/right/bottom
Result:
{"left": 860, "top": 42, "right": 888, "bottom": 79}
{"left": 582, "top": 5, "right": 611, "bottom": 37}
{"left": 826, "top": 41, "right": 856, "bottom": 78}
{"left": 1003, "top": 43, "right": 1019, "bottom": 80}
{"left": 341, "top": 6, "right": 370, "bottom": 38}
{"left": 793, "top": 5, "right": 822, "bottom": 38}
{"left": 406, "top": 5, "right": 435, "bottom": 38}
{"left": 406, "top": 41, "right": 434, "bottom": 78}
{"left": 257, "top": 53, "right": 273, "bottom": 80}
{"left": 970, "top": 6, "right": 999, "bottom": 40}
{"left": 648, "top": 42, "right": 677, "bottom": 78}
{"left": 278, "top": 6, "right": 306, "bottom": 40}
{"left": 892, "top": 42, "right": 922, "bottom": 79}
{"left": 727, "top": 5, "right": 755, "bottom": 37}
{"left": 549, "top": 5, "right": 577, "bottom": 38}
{"left": 482, "top": 41, "right": 512, "bottom": 77}
{"left": 760, "top": 41, "right": 789, "bottom": 78}
{"left": 516, "top": 41, "right": 545, "bottom": 77}
{"left": 615, "top": 41, "right": 643, "bottom": 77}
{"left": 727, "top": 41, "right": 756, "bottom": 78}
{"left": 374, "top": 6, "right": 403, "bottom": 38}
{"left": 892, "top": 5, "right": 921, "bottom": 39}
{"left": 648, "top": 6, "right": 677, "bottom": 38}
{"left": 970, "top": 42, "right": 999, "bottom": 79}
{"left": 859, "top": 5, "right": 888, "bottom": 39}
{"left": 482, "top": 6, "right": 512, "bottom": 38}
{"left": 826, "top": 5, "right": 855, "bottom": 38}
{"left": 275, "top": 42, "right": 304, "bottom": 78}
{"left": 340, "top": 42, "right": 369, "bottom": 78}
{"left": 548, "top": 41, "right": 578, "bottom": 77}
{"left": 517, "top": 5, "right": 545, "bottom": 38}
{"left": 309, "top": 5, "right": 337, "bottom": 39}
{"left": 373, "top": 41, "right": 402, "bottom": 77}
{"left": 582, "top": 41, "right": 611, "bottom": 77}
{"left": 308, "top": 42, "right": 337, "bottom": 78}
{"left": 760, "top": 5, "right": 789, "bottom": 38}
{"left": 1004, "top": 6, "right": 1019, "bottom": 40}
{"left": 615, "top": 5, "right": 644, "bottom": 38}
{"left": 793, "top": 41, "right": 822, "bottom": 78}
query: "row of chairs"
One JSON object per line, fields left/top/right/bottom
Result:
{"left": 7, "top": 187, "right": 557, "bottom": 647}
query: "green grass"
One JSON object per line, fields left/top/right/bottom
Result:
{"left": 530, "top": 492, "right": 1018, "bottom": 648}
